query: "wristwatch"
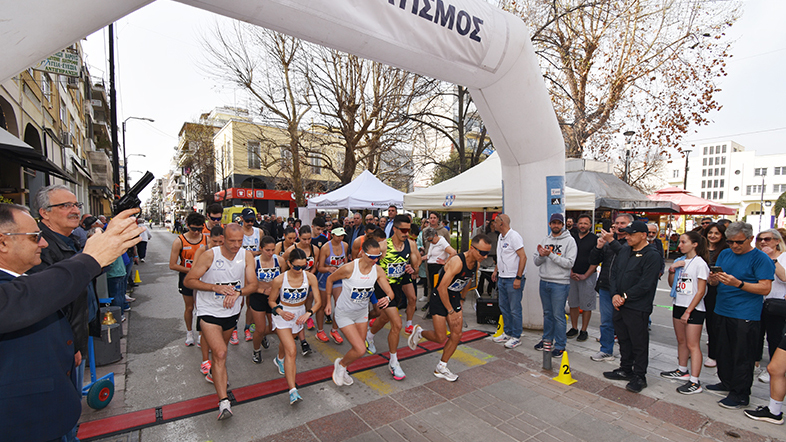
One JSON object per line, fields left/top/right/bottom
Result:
{"left": 272, "top": 305, "right": 283, "bottom": 316}
{"left": 514, "top": 275, "right": 522, "bottom": 280}
{"left": 738, "top": 281, "right": 745, "bottom": 289}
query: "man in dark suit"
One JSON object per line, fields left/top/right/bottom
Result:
{"left": 345, "top": 212, "right": 365, "bottom": 248}
{"left": 0, "top": 203, "right": 142, "bottom": 441}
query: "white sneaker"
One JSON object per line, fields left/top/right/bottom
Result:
{"left": 332, "top": 358, "right": 345, "bottom": 386}
{"left": 185, "top": 331, "right": 195, "bottom": 347}
{"left": 492, "top": 333, "right": 510, "bottom": 344}
{"left": 408, "top": 325, "right": 422, "bottom": 350}
{"left": 504, "top": 338, "right": 521, "bottom": 349}
{"left": 434, "top": 364, "right": 458, "bottom": 382}
{"left": 759, "top": 370, "right": 771, "bottom": 383}
{"left": 365, "top": 336, "right": 376, "bottom": 355}
{"left": 343, "top": 370, "right": 354, "bottom": 386}
{"left": 217, "top": 399, "right": 233, "bottom": 420}
{"left": 591, "top": 351, "right": 615, "bottom": 362}
{"left": 418, "top": 295, "right": 428, "bottom": 302}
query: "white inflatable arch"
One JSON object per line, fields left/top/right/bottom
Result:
{"left": 2, "top": 0, "right": 565, "bottom": 329}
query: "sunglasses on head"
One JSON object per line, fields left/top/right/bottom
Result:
{"left": 366, "top": 253, "right": 382, "bottom": 261}
{"left": 291, "top": 264, "right": 307, "bottom": 271}
{"left": 472, "top": 246, "right": 490, "bottom": 256}
{"left": 727, "top": 239, "right": 748, "bottom": 245}
{"left": 188, "top": 226, "right": 203, "bottom": 232}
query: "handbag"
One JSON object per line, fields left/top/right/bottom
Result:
{"left": 764, "top": 298, "right": 786, "bottom": 318}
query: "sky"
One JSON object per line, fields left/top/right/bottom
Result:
{"left": 80, "top": 0, "right": 786, "bottom": 202}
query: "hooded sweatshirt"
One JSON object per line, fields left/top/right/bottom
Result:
{"left": 533, "top": 229, "right": 577, "bottom": 284}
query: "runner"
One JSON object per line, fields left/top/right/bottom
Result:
{"left": 201, "top": 203, "right": 224, "bottom": 236}
{"left": 168, "top": 212, "right": 207, "bottom": 346}
{"left": 366, "top": 215, "right": 422, "bottom": 381}
{"left": 239, "top": 208, "right": 263, "bottom": 343}
{"left": 250, "top": 236, "right": 280, "bottom": 364}
{"left": 192, "top": 226, "right": 225, "bottom": 374}
{"left": 352, "top": 224, "right": 379, "bottom": 260}
{"left": 282, "top": 225, "right": 318, "bottom": 354}
{"left": 274, "top": 227, "right": 297, "bottom": 257}
{"left": 268, "top": 248, "right": 321, "bottom": 405}
{"left": 184, "top": 224, "right": 257, "bottom": 420}
{"left": 327, "top": 238, "right": 396, "bottom": 386}
{"left": 316, "top": 227, "right": 348, "bottom": 344}
{"left": 409, "top": 234, "right": 491, "bottom": 381}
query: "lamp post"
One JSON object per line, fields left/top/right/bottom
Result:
{"left": 682, "top": 149, "right": 691, "bottom": 190}
{"left": 623, "top": 130, "right": 635, "bottom": 184}
{"left": 122, "top": 116, "right": 154, "bottom": 192}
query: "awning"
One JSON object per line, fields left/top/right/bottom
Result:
{"left": 0, "top": 127, "right": 75, "bottom": 183}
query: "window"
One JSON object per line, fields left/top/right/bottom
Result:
{"left": 703, "top": 146, "right": 708, "bottom": 155}
{"left": 746, "top": 185, "right": 763, "bottom": 195}
{"left": 247, "top": 141, "right": 260, "bottom": 169}
{"left": 701, "top": 192, "right": 706, "bottom": 198}
{"left": 41, "top": 72, "right": 52, "bottom": 98}
{"left": 755, "top": 168, "right": 767, "bottom": 176}
{"left": 714, "top": 168, "right": 719, "bottom": 176}
{"left": 310, "top": 156, "right": 321, "bottom": 175}
{"left": 775, "top": 167, "right": 786, "bottom": 175}
{"left": 701, "top": 180, "right": 706, "bottom": 189}
{"left": 279, "top": 147, "right": 292, "bottom": 170}
{"left": 722, "top": 145, "right": 727, "bottom": 153}
{"left": 774, "top": 184, "right": 786, "bottom": 193}
{"left": 720, "top": 168, "right": 725, "bottom": 176}
{"left": 702, "top": 169, "right": 707, "bottom": 177}
{"left": 720, "top": 179, "right": 724, "bottom": 187}
{"left": 710, "top": 146, "right": 714, "bottom": 155}
{"left": 714, "top": 179, "right": 719, "bottom": 188}
{"left": 673, "top": 169, "right": 680, "bottom": 178}
{"left": 719, "top": 191, "right": 724, "bottom": 199}
{"left": 703, "top": 158, "right": 707, "bottom": 166}
{"left": 721, "top": 157, "right": 726, "bottom": 165}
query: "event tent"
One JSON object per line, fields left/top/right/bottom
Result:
{"left": 307, "top": 170, "right": 403, "bottom": 210}
{"left": 648, "top": 187, "right": 737, "bottom": 215}
{"left": 403, "top": 152, "right": 595, "bottom": 212}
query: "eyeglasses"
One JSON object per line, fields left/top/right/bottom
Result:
{"left": 647, "top": 231, "right": 657, "bottom": 236}
{"left": 188, "top": 226, "right": 203, "bottom": 232}
{"left": 366, "top": 253, "right": 382, "bottom": 261}
{"left": 395, "top": 227, "right": 410, "bottom": 234}
{"left": 291, "top": 264, "right": 307, "bottom": 271}
{"left": 727, "top": 239, "right": 749, "bottom": 245}
{"left": 209, "top": 216, "right": 222, "bottom": 222}
{"left": 2, "top": 232, "right": 43, "bottom": 242}
{"left": 46, "top": 202, "right": 83, "bottom": 210}
{"left": 472, "top": 246, "right": 490, "bottom": 256}
{"left": 756, "top": 237, "right": 775, "bottom": 242}
{"left": 701, "top": 222, "right": 711, "bottom": 225}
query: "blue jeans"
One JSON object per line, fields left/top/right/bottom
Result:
{"left": 539, "top": 280, "right": 570, "bottom": 350}
{"left": 598, "top": 288, "right": 615, "bottom": 354}
{"left": 497, "top": 277, "right": 524, "bottom": 339}
{"left": 108, "top": 277, "right": 127, "bottom": 311}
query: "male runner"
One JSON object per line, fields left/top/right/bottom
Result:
{"left": 316, "top": 227, "right": 348, "bottom": 344}
{"left": 409, "top": 234, "right": 491, "bottom": 381}
{"left": 327, "top": 238, "right": 396, "bottom": 386}
{"left": 366, "top": 215, "right": 421, "bottom": 380}
{"left": 192, "top": 226, "right": 225, "bottom": 374}
{"left": 169, "top": 212, "right": 207, "bottom": 346}
{"left": 239, "top": 208, "right": 263, "bottom": 342}
{"left": 184, "top": 224, "right": 257, "bottom": 420}
{"left": 202, "top": 203, "right": 224, "bottom": 235}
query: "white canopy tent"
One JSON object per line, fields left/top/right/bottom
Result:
{"left": 307, "top": 170, "right": 403, "bottom": 211}
{"left": 404, "top": 152, "right": 595, "bottom": 212}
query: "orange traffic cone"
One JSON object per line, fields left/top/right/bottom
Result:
{"left": 552, "top": 351, "right": 577, "bottom": 385}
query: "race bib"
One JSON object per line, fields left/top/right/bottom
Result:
{"left": 447, "top": 278, "right": 470, "bottom": 292}
{"left": 306, "top": 256, "right": 315, "bottom": 270}
{"left": 257, "top": 267, "right": 280, "bottom": 282}
{"left": 675, "top": 274, "right": 693, "bottom": 296}
{"left": 282, "top": 287, "right": 308, "bottom": 303}
{"left": 215, "top": 281, "right": 241, "bottom": 300}
{"left": 243, "top": 244, "right": 258, "bottom": 251}
{"left": 387, "top": 262, "right": 406, "bottom": 278}
{"left": 185, "top": 259, "right": 193, "bottom": 269}
{"left": 329, "top": 255, "right": 345, "bottom": 267}
{"left": 350, "top": 287, "right": 374, "bottom": 304}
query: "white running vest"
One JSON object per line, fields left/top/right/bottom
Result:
{"left": 335, "top": 262, "right": 377, "bottom": 313}
{"left": 280, "top": 271, "right": 310, "bottom": 305}
{"left": 195, "top": 246, "right": 247, "bottom": 317}
{"left": 242, "top": 227, "right": 261, "bottom": 252}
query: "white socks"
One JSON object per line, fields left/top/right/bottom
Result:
{"left": 389, "top": 352, "right": 398, "bottom": 365}
{"left": 770, "top": 398, "right": 783, "bottom": 416}
{"left": 437, "top": 361, "right": 447, "bottom": 370}
{"left": 689, "top": 376, "right": 699, "bottom": 384}
{"left": 678, "top": 365, "right": 688, "bottom": 372}
{"left": 406, "top": 320, "right": 412, "bottom": 327}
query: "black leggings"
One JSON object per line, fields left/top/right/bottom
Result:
{"left": 477, "top": 270, "right": 495, "bottom": 295}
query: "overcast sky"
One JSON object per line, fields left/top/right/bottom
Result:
{"left": 80, "top": 0, "right": 786, "bottom": 202}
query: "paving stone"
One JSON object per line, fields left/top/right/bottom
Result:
{"left": 544, "top": 426, "right": 580, "bottom": 441}
{"left": 560, "top": 411, "right": 631, "bottom": 442}
{"left": 613, "top": 418, "right": 653, "bottom": 438}
{"left": 467, "top": 339, "right": 507, "bottom": 357}
{"left": 412, "top": 402, "right": 476, "bottom": 436}
{"left": 306, "top": 409, "right": 371, "bottom": 442}
{"left": 496, "top": 422, "right": 531, "bottom": 440}
{"left": 388, "top": 420, "right": 430, "bottom": 442}
{"left": 702, "top": 420, "right": 771, "bottom": 442}
{"left": 644, "top": 400, "right": 709, "bottom": 433}
{"left": 530, "top": 431, "right": 562, "bottom": 442}
{"left": 620, "top": 409, "right": 662, "bottom": 432}
{"left": 651, "top": 422, "right": 701, "bottom": 442}
{"left": 482, "top": 359, "right": 526, "bottom": 377}
{"left": 583, "top": 406, "right": 621, "bottom": 423}
{"left": 509, "top": 415, "right": 550, "bottom": 432}
{"left": 343, "top": 430, "right": 385, "bottom": 442}
{"left": 484, "top": 405, "right": 516, "bottom": 421}
{"left": 597, "top": 385, "right": 657, "bottom": 410}
{"left": 375, "top": 425, "right": 407, "bottom": 442}
{"left": 481, "top": 379, "right": 540, "bottom": 408}
{"left": 571, "top": 370, "right": 614, "bottom": 394}
{"left": 424, "top": 377, "right": 477, "bottom": 400}
{"left": 447, "top": 422, "right": 517, "bottom": 442}
{"left": 354, "top": 396, "right": 412, "bottom": 429}
{"left": 562, "top": 385, "right": 602, "bottom": 404}
{"left": 517, "top": 394, "right": 582, "bottom": 426}
{"left": 552, "top": 392, "right": 586, "bottom": 410}
{"left": 460, "top": 365, "right": 508, "bottom": 390}
{"left": 390, "top": 386, "right": 447, "bottom": 414}
{"left": 463, "top": 390, "right": 495, "bottom": 408}
{"left": 255, "top": 425, "right": 318, "bottom": 442}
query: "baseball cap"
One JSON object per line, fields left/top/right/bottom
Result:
{"left": 620, "top": 220, "right": 648, "bottom": 234}
{"left": 331, "top": 227, "right": 346, "bottom": 236}
{"left": 241, "top": 208, "right": 256, "bottom": 220}
{"left": 549, "top": 213, "right": 564, "bottom": 224}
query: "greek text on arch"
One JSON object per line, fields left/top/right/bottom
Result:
{"left": 386, "top": 0, "right": 484, "bottom": 43}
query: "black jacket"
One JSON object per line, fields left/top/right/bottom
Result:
{"left": 588, "top": 237, "right": 627, "bottom": 290}
{"left": 28, "top": 222, "right": 100, "bottom": 355}
{"left": 609, "top": 243, "right": 662, "bottom": 314}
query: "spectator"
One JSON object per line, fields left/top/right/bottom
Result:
{"left": 137, "top": 218, "right": 151, "bottom": 262}
{"left": 702, "top": 222, "right": 728, "bottom": 368}
{"left": 717, "top": 218, "right": 732, "bottom": 229}
{"left": 384, "top": 205, "right": 397, "bottom": 237}
{"left": 707, "top": 222, "right": 775, "bottom": 409}
{"left": 477, "top": 219, "right": 499, "bottom": 296}
{"left": 534, "top": 213, "right": 577, "bottom": 358}
{"left": 567, "top": 214, "right": 598, "bottom": 342}
{"left": 754, "top": 229, "right": 786, "bottom": 383}
{"left": 602, "top": 221, "right": 662, "bottom": 393}
{"left": 647, "top": 223, "right": 665, "bottom": 277}
{"left": 423, "top": 226, "right": 457, "bottom": 302}
{"left": 491, "top": 214, "right": 527, "bottom": 349}
{"left": 72, "top": 213, "right": 92, "bottom": 249}
{"left": 699, "top": 217, "right": 713, "bottom": 233}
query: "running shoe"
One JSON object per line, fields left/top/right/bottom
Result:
{"left": 306, "top": 317, "right": 315, "bottom": 330}
{"left": 332, "top": 358, "right": 345, "bottom": 386}
{"left": 718, "top": 396, "right": 749, "bottom": 409}
{"left": 759, "top": 370, "right": 771, "bottom": 383}
{"left": 316, "top": 330, "right": 329, "bottom": 342}
{"left": 229, "top": 330, "right": 239, "bottom": 345}
{"left": 200, "top": 360, "right": 211, "bottom": 375}
{"left": 533, "top": 340, "right": 546, "bottom": 351}
{"left": 404, "top": 325, "right": 414, "bottom": 334}
{"left": 566, "top": 328, "right": 578, "bottom": 338}
{"left": 551, "top": 348, "right": 564, "bottom": 358}
{"left": 196, "top": 334, "right": 201, "bottom": 348}
{"left": 418, "top": 295, "right": 428, "bottom": 302}
{"left": 492, "top": 333, "right": 511, "bottom": 344}
{"left": 744, "top": 406, "right": 784, "bottom": 425}
{"left": 185, "top": 331, "right": 195, "bottom": 347}
{"left": 274, "top": 356, "right": 285, "bottom": 375}
{"left": 125, "top": 295, "right": 136, "bottom": 303}
{"left": 261, "top": 336, "right": 270, "bottom": 349}
{"left": 245, "top": 329, "right": 253, "bottom": 342}
{"left": 217, "top": 399, "right": 233, "bottom": 420}
{"left": 591, "top": 351, "right": 615, "bottom": 362}
{"left": 704, "top": 358, "right": 717, "bottom": 368}
{"left": 705, "top": 383, "right": 729, "bottom": 392}
{"left": 289, "top": 389, "right": 302, "bottom": 405}
{"left": 408, "top": 325, "right": 422, "bottom": 351}
{"left": 677, "top": 381, "right": 703, "bottom": 395}
{"left": 577, "top": 331, "right": 589, "bottom": 342}
{"left": 390, "top": 361, "right": 406, "bottom": 381}
{"left": 330, "top": 329, "right": 344, "bottom": 344}
{"left": 369, "top": 318, "right": 376, "bottom": 328}
{"left": 343, "top": 370, "right": 354, "bottom": 386}
{"left": 660, "top": 369, "right": 690, "bottom": 380}
{"left": 504, "top": 338, "right": 521, "bottom": 349}
{"left": 434, "top": 364, "right": 458, "bottom": 382}
{"left": 205, "top": 371, "right": 213, "bottom": 384}
{"left": 325, "top": 314, "right": 333, "bottom": 324}
{"left": 252, "top": 349, "right": 262, "bottom": 364}
{"left": 301, "top": 340, "right": 312, "bottom": 356}
{"left": 365, "top": 336, "right": 376, "bottom": 355}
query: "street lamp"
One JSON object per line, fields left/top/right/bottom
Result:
{"left": 122, "top": 116, "right": 154, "bottom": 192}
{"left": 682, "top": 149, "right": 692, "bottom": 190}
{"left": 623, "top": 130, "right": 635, "bottom": 184}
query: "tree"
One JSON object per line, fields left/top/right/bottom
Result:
{"left": 503, "top": 0, "right": 738, "bottom": 159}
{"left": 775, "top": 191, "right": 786, "bottom": 220}
{"left": 178, "top": 122, "right": 218, "bottom": 204}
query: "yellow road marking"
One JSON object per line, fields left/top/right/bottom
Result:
{"left": 438, "top": 347, "right": 487, "bottom": 367}
{"left": 352, "top": 370, "right": 395, "bottom": 395}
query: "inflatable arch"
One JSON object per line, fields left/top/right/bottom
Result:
{"left": 2, "top": 0, "right": 565, "bottom": 328}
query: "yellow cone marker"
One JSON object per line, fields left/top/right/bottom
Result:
{"left": 492, "top": 315, "right": 504, "bottom": 337}
{"left": 552, "top": 351, "right": 577, "bottom": 385}
{"left": 134, "top": 270, "right": 142, "bottom": 284}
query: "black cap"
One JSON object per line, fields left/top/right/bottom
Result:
{"left": 620, "top": 220, "right": 648, "bottom": 234}
{"left": 241, "top": 208, "right": 256, "bottom": 220}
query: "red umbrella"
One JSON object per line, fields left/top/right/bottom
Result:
{"left": 648, "top": 187, "right": 736, "bottom": 215}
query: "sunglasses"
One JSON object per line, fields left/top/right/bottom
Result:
{"left": 366, "top": 253, "right": 382, "bottom": 261}
{"left": 472, "top": 246, "right": 490, "bottom": 256}
{"left": 243, "top": 218, "right": 255, "bottom": 223}
{"left": 756, "top": 237, "right": 775, "bottom": 242}
{"left": 188, "top": 226, "right": 203, "bottom": 232}
{"left": 209, "top": 216, "right": 222, "bottom": 222}
{"left": 2, "top": 231, "right": 43, "bottom": 242}
{"left": 395, "top": 227, "right": 410, "bottom": 234}
{"left": 291, "top": 264, "right": 307, "bottom": 271}
{"left": 727, "top": 239, "right": 749, "bottom": 245}
{"left": 47, "top": 202, "right": 83, "bottom": 210}
{"left": 701, "top": 222, "right": 711, "bottom": 225}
